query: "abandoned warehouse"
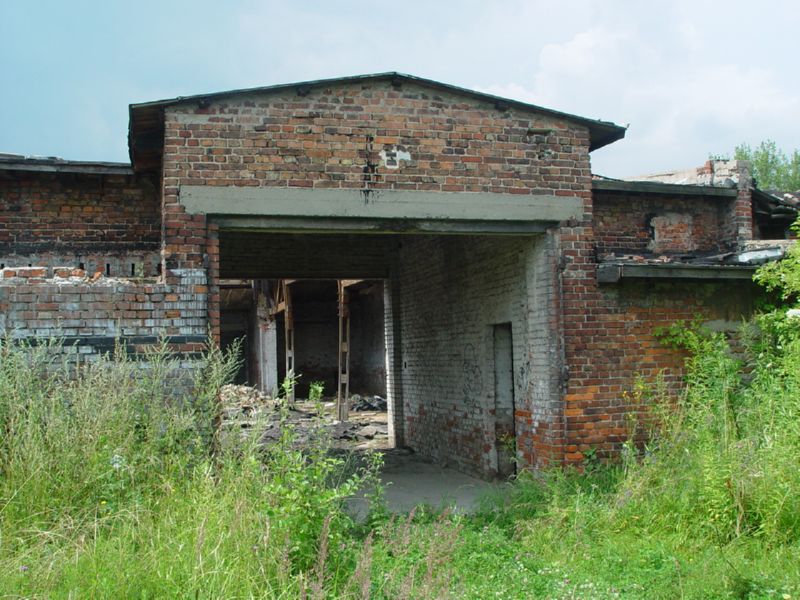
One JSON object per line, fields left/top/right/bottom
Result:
{"left": 1, "top": 72, "right": 796, "bottom": 478}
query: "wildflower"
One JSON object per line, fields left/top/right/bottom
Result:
{"left": 110, "top": 454, "right": 125, "bottom": 470}
{"left": 19, "top": 565, "right": 29, "bottom": 572}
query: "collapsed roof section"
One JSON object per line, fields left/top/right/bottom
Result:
{"left": 592, "top": 160, "right": 798, "bottom": 282}
{"left": 128, "top": 71, "right": 626, "bottom": 172}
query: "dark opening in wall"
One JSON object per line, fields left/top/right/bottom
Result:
{"left": 219, "top": 279, "right": 255, "bottom": 385}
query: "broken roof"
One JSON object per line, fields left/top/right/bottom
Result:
{"left": 595, "top": 160, "right": 799, "bottom": 225}
{"left": 596, "top": 241, "right": 795, "bottom": 283}
{"left": 0, "top": 153, "right": 133, "bottom": 176}
{"left": 623, "top": 159, "right": 743, "bottom": 188}
{"left": 128, "top": 71, "right": 626, "bottom": 171}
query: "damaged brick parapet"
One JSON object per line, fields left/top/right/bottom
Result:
{"left": 620, "top": 159, "right": 755, "bottom": 251}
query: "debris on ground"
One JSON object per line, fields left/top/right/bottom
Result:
{"left": 350, "top": 394, "right": 388, "bottom": 411}
{"left": 218, "top": 384, "right": 389, "bottom": 451}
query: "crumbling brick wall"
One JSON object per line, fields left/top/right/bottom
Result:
{"left": 0, "top": 172, "right": 161, "bottom": 276}
{"left": 594, "top": 191, "right": 731, "bottom": 256}
{"left": 3, "top": 78, "right": 762, "bottom": 475}
{"left": 0, "top": 170, "right": 206, "bottom": 360}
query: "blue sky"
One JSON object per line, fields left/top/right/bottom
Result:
{"left": 1, "top": 0, "right": 798, "bottom": 177}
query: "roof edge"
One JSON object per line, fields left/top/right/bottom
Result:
{"left": 592, "top": 178, "right": 738, "bottom": 197}
{"left": 128, "top": 72, "right": 626, "bottom": 169}
{"left": 0, "top": 154, "right": 134, "bottom": 176}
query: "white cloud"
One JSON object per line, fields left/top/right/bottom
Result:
{"left": 2, "top": 0, "right": 799, "bottom": 169}
{"left": 478, "top": 13, "right": 800, "bottom": 177}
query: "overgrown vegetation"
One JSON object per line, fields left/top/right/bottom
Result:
{"left": 2, "top": 223, "right": 800, "bottom": 597}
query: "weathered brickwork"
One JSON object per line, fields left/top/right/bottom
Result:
{"left": 395, "top": 235, "right": 560, "bottom": 477}
{"left": 0, "top": 172, "right": 161, "bottom": 275}
{"left": 157, "top": 79, "right": 762, "bottom": 472}
{"left": 594, "top": 192, "right": 731, "bottom": 256}
{"left": 557, "top": 207, "right": 754, "bottom": 464}
{"left": 162, "top": 80, "right": 591, "bottom": 194}
{"left": 562, "top": 279, "right": 754, "bottom": 462}
{"left": 0, "top": 267, "right": 208, "bottom": 360}
{"left": 0, "top": 169, "right": 205, "bottom": 361}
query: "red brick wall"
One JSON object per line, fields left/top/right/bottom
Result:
{"left": 0, "top": 170, "right": 206, "bottom": 360}
{"left": 561, "top": 278, "right": 754, "bottom": 463}
{"left": 2, "top": 79, "right": 759, "bottom": 472}
{"left": 160, "top": 79, "right": 592, "bottom": 285}
{"left": 162, "top": 80, "right": 590, "bottom": 194}
{"left": 594, "top": 191, "right": 731, "bottom": 256}
{"left": 0, "top": 172, "right": 160, "bottom": 268}
{"left": 161, "top": 80, "right": 757, "bottom": 471}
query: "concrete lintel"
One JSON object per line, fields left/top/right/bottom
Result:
{"left": 213, "top": 215, "right": 548, "bottom": 235}
{"left": 180, "top": 186, "right": 581, "bottom": 224}
{"left": 597, "top": 262, "right": 757, "bottom": 283}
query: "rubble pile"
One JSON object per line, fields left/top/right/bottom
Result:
{"left": 349, "top": 394, "right": 388, "bottom": 411}
{"left": 218, "top": 384, "right": 389, "bottom": 451}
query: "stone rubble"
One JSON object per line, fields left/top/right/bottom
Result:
{"left": 218, "top": 384, "right": 389, "bottom": 451}
{"left": 349, "top": 394, "right": 388, "bottom": 412}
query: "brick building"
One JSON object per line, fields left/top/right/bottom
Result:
{"left": 1, "top": 73, "right": 796, "bottom": 478}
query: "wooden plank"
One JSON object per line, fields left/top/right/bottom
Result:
{"left": 283, "top": 280, "right": 295, "bottom": 405}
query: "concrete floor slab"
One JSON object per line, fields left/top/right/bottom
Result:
{"left": 349, "top": 449, "right": 499, "bottom": 517}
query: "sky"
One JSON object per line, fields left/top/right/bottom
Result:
{"left": 1, "top": 0, "right": 798, "bottom": 178}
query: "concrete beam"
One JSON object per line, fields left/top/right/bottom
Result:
{"left": 593, "top": 179, "right": 738, "bottom": 198}
{"left": 213, "top": 216, "right": 549, "bottom": 235}
{"left": 597, "top": 262, "right": 757, "bottom": 283}
{"left": 180, "top": 186, "right": 582, "bottom": 224}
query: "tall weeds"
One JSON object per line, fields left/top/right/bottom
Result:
{"left": 0, "top": 338, "right": 389, "bottom": 597}
{"left": 621, "top": 317, "right": 800, "bottom": 544}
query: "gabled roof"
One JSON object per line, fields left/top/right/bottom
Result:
{"left": 128, "top": 72, "right": 626, "bottom": 171}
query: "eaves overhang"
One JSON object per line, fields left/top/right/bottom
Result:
{"left": 597, "top": 262, "right": 758, "bottom": 283}
{"left": 592, "top": 178, "right": 738, "bottom": 198}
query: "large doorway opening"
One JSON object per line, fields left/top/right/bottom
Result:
{"left": 214, "top": 228, "right": 549, "bottom": 479}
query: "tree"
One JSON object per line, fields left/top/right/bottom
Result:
{"left": 733, "top": 140, "right": 800, "bottom": 191}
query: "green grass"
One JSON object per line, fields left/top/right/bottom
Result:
{"left": 2, "top": 291, "right": 800, "bottom": 597}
